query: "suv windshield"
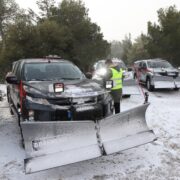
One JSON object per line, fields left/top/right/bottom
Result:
{"left": 24, "top": 62, "right": 84, "bottom": 81}
{"left": 96, "top": 60, "right": 126, "bottom": 70}
{"left": 147, "top": 61, "right": 173, "bottom": 68}
{"left": 115, "top": 61, "right": 126, "bottom": 69}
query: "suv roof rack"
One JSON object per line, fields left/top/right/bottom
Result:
{"left": 44, "top": 55, "right": 62, "bottom": 59}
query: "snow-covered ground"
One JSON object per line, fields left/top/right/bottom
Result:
{"left": 0, "top": 85, "right": 180, "bottom": 180}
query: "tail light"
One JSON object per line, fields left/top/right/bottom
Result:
{"left": 19, "top": 81, "right": 26, "bottom": 112}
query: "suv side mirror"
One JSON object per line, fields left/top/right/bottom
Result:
{"left": 6, "top": 72, "right": 19, "bottom": 84}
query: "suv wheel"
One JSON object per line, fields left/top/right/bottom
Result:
{"left": 146, "top": 78, "right": 154, "bottom": 91}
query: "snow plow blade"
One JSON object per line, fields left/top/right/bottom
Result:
{"left": 122, "top": 79, "right": 141, "bottom": 95}
{"left": 21, "top": 121, "right": 101, "bottom": 174}
{"left": 99, "top": 103, "right": 156, "bottom": 154}
{"left": 153, "top": 76, "right": 175, "bottom": 89}
{"left": 174, "top": 76, "right": 180, "bottom": 88}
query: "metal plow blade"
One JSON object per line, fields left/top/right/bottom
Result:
{"left": 174, "top": 76, "right": 180, "bottom": 88}
{"left": 99, "top": 103, "right": 156, "bottom": 155}
{"left": 21, "top": 121, "right": 101, "bottom": 174}
{"left": 122, "top": 79, "right": 141, "bottom": 95}
{"left": 153, "top": 76, "right": 175, "bottom": 89}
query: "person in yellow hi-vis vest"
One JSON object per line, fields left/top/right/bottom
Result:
{"left": 105, "top": 59, "right": 123, "bottom": 114}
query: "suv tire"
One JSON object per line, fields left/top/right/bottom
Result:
{"left": 174, "top": 87, "right": 179, "bottom": 91}
{"left": 146, "top": 78, "right": 154, "bottom": 91}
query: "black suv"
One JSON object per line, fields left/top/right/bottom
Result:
{"left": 6, "top": 58, "right": 113, "bottom": 122}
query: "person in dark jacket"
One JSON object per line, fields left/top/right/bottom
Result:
{"left": 104, "top": 59, "right": 123, "bottom": 114}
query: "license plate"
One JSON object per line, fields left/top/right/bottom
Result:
{"left": 76, "top": 106, "right": 94, "bottom": 112}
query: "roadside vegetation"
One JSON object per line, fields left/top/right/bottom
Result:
{"left": 0, "top": 1, "right": 180, "bottom": 82}
{"left": 0, "top": 0, "right": 110, "bottom": 82}
{"left": 111, "top": 6, "right": 180, "bottom": 67}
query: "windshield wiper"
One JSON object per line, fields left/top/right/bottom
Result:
{"left": 28, "top": 78, "right": 81, "bottom": 81}
{"left": 61, "top": 77, "right": 81, "bottom": 80}
{"left": 28, "top": 78, "right": 46, "bottom": 81}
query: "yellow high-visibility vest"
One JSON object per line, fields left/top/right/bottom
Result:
{"left": 110, "top": 68, "right": 123, "bottom": 90}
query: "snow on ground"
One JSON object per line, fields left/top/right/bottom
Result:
{"left": 0, "top": 85, "right": 180, "bottom": 180}
{"left": 0, "top": 84, "right": 7, "bottom": 94}
{"left": 0, "top": 84, "right": 7, "bottom": 99}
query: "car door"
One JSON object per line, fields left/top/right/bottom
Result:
{"left": 12, "top": 62, "right": 21, "bottom": 108}
{"left": 9, "top": 62, "right": 18, "bottom": 106}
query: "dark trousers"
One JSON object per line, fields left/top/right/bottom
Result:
{"left": 114, "top": 102, "right": 120, "bottom": 114}
{"left": 110, "top": 88, "right": 122, "bottom": 114}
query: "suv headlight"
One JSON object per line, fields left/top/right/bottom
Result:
{"left": 26, "top": 95, "right": 49, "bottom": 105}
{"left": 96, "top": 68, "right": 107, "bottom": 76}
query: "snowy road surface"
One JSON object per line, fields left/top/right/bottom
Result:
{"left": 0, "top": 85, "right": 180, "bottom": 180}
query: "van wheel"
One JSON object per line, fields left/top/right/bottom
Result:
{"left": 146, "top": 78, "right": 154, "bottom": 91}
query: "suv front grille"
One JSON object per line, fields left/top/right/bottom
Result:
{"left": 48, "top": 95, "right": 104, "bottom": 106}
{"left": 48, "top": 98, "right": 71, "bottom": 106}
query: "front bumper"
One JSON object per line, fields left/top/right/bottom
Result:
{"left": 174, "top": 76, "right": 180, "bottom": 88}
{"left": 152, "top": 75, "right": 180, "bottom": 89}
{"left": 24, "top": 97, "right": 113, "bottom": 121}
{"left": 34, "top": 104, "right": 104, "bottom": 121}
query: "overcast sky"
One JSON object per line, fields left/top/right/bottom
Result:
{"left": 16, "top": 0, "right": 180, "bottom": 41}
